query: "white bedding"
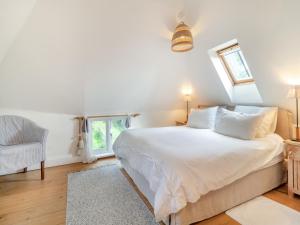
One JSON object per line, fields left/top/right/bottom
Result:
{"left": 113, "top": 126, "right": 284, "bottom": 222}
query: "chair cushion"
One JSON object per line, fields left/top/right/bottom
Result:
{"left": 0, "top": 142, "right": 43, "bottom": 174}
{"left": 0, "top": 142, "right": 41, "bottom": 151}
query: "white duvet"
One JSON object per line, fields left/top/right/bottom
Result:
{"left": 113, "top": 126, "right": 283, "bottom": 221}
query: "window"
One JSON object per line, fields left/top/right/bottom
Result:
{"left": 89, "top": 117, "right": 127, "bottom": 157}
{"left": 217, "top": 44, "right": 253, "bottom": 85}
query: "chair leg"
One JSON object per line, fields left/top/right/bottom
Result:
{"left": 23, "top": 167, "right": 27, "bottom": 173}
{"left": 41, "top": 161, "right": 45, "bottom": 180}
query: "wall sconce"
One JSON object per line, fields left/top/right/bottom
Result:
{"left": 171, "top": 22, "right": 193, "bottom": 52}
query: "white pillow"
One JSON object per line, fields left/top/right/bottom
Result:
{"left": 188, "top": 106, "right": 218, "bottom": 129}
{"left": 234, "top": 105, "right": 278, "bottom": 138}
{"left": 214, "top": 108, "right": 263, "bottom": 140}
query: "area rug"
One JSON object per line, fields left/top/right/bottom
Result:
{"left": 226, "top": 196, "right": 300, "bottom": 225}
{"left": 66, "top": 164, "right": 159, "bottom": 225}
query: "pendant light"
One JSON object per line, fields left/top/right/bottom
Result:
{"left": 171, "top": 22, "right": 193, "bottom": 52}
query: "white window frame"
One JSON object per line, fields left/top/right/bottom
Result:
{"left": 88, "top": 116, "right": 127, "bottom": 158}
{"left": 217, "top": 43, "right": 254, "bottom": 85}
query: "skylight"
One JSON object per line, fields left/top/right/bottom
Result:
{"left": 217, "top": 44, "right": 253, "bottom": 85}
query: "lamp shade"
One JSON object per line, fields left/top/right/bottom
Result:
{"left": 171, "top": 22, "right": 193, "bottom": 52}
{"left": 182, "top": 86, "right": 192, "bottom": 102}
{"left": 182, "top": 86, "right": 193, "bottom": 96}
{"left": 287, "top": 85, "right": 300, "bottom": 98}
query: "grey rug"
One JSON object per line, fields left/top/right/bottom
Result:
{"left": 66, "top": 164, "right": 159, "bottom": 225}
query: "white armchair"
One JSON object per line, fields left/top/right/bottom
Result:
{"left": 0, "top": 115, "right": 48, "bottom": 179}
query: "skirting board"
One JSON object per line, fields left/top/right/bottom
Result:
{"left": 0, "top": 155, "right": 82, "bottom": 176}
{"left": 46, "top": 155, "right": 83, "bottom": 168}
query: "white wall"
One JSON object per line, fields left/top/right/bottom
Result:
{"left": 233, "top": 84, "right": 263, "bottom": 105}
{"left": 183, "top": 0, "right": 300, "bottom": 113}
{"left": 0, "top": 0, "right": 85, "bottom": 114}
{"left": 131, "top": 109, "right": 186, "bottom": 128}
{"left": 2, "top": 0, "right": 299, "bottom": 116}
{"left": 0, "top": 0, "right": 199, "bottom": 115}
{"left": 0, "top": 0, "right": 36, "bottom": 64}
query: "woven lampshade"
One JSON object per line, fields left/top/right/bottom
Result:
{"left": 171, "top": 22, "right": 193, "bottom": 52}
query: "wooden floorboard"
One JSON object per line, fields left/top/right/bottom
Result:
{"left": 0, "top": 159, "right": 299, "bottom": 225}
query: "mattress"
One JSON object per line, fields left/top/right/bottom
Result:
{"left": 263, "top": 152, "right": 284, "bottom": 168}
{"left": 113, "top": 126, "right": 284, "bottom": 221}
{"left": 120, "top": 158, "right": 285, "bottom": 225}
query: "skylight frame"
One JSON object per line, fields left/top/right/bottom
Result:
{"left": 217, "top": 44, "right": 254, "bottom": 85}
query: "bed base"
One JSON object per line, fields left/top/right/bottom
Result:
{"left": 120, "top": 159, "right": 285, "bottom": 225}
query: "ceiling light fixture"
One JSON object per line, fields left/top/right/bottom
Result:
{"left": 171, "top": 22, "right": 193, "bottom": 52}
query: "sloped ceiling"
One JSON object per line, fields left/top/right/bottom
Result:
{"left": 184, "top": 0, "right": 300, "bottom": 112}
{"left": 0, "top": 0, "right": 37, "bottom": 64}
{"left": 0, "top": 0, "right": 299, "bottom": 115}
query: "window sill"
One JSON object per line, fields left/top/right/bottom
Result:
{"left": 95, "top": 152, "right": 115, "bottom": 159}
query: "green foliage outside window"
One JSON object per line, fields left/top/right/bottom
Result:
{"left": 111, "top": 120, "right": 125, "bottom": 144}
{"left": 92, "top": 119, "right": 125, "bottom": 152}
{"left": 92, "top": 121, "right": 106, "bottom": 150}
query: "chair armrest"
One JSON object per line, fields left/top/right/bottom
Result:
{"left": 25, "top": 124, "right": 49, "bottom": 160}
{"left": 22, "top": 121, "right": 49, "bottom": 161}
{"left": 24, "top": 124, "right": 47, "bottom": 142}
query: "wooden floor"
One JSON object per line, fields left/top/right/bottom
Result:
{"left": 0, "top": 158, "right": 300, "bottom": 225}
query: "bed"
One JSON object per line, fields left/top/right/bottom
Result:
{"left": 113, "top": 108, "right": 292, "bottom": 225}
